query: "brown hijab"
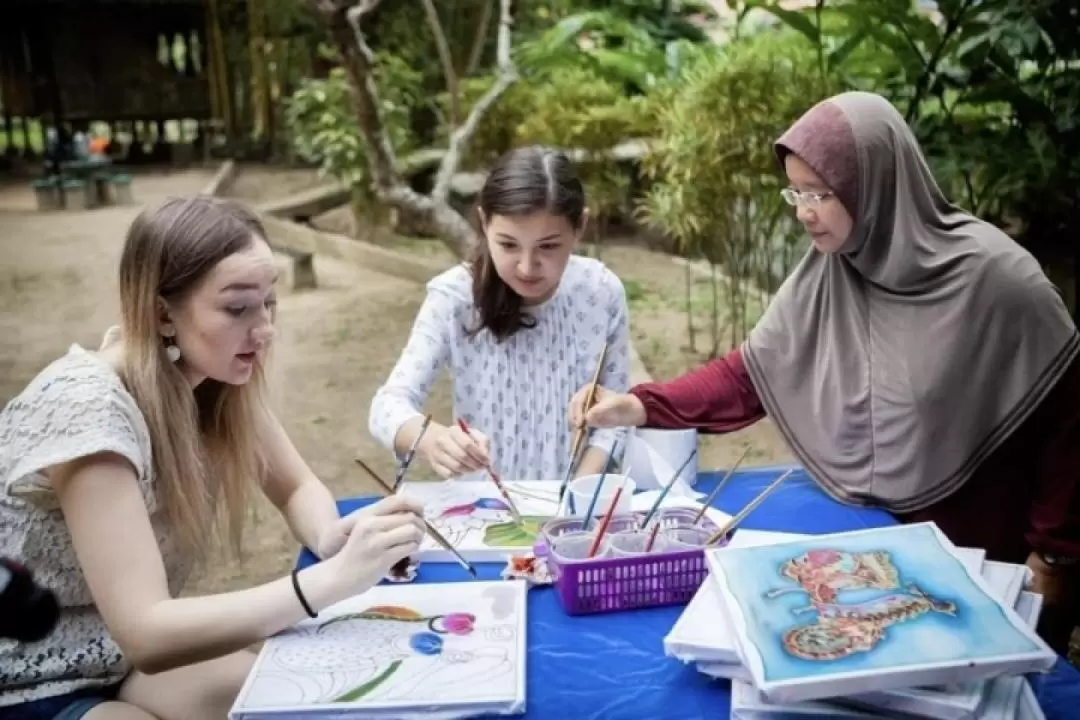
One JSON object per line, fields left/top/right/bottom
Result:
{"left": 743, "top": 91, "right": 1080, "bottom": 513}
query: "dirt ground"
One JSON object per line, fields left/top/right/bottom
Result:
{"left": 0, "top": 165, "right": 788, "bottom": 597}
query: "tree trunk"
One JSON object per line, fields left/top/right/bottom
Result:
{"left": 307, "top": 0, "right": 517, "bottom": 259}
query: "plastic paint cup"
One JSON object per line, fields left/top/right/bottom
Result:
{"left": 664, "top": 526, "right": 713, "bottom": 550}
{"left": 550, "top": 531, "right": 609, "bottom": 562}
{"left": 542, "top": 515, "right": 638, "bottom": 543}
{"left": 653, "top": 507, "right": 719, "bottom": 535}
{"left": 608, "top": 530, "right": 671, "bottom": 557}
{"left": 567, "top": 473, "right": 635, "bottom": 519}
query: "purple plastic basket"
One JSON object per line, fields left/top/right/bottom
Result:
{"left": 543, "top": 518, "right": 729, "bottom": 616}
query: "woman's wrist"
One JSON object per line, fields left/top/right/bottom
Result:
{"left": 293, "top": 556, "right": 352, "bottom": 616}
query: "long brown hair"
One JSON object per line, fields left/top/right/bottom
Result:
{"left": 468, "top": 146, "right": 586, "bottom": 342}
{"left": 117, "top": 196, "right": 274, "bottom": 559}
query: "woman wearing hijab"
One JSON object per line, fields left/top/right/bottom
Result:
{"left": 570, "top": 91, "right": 1080, "bottom": 653}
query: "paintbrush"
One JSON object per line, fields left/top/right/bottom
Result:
{"left": 456, "top": 418, "right": 523, "bottom": 525}
{"left": 504, "top": 485, "right": 559, "bottom": 504}
{"left": 559, "top": 340, "right": 610, "bottom": 504}
{"left": 640, "top": 447, "right": 699, "bottom": 528}
{"left": 644, "top": 522, "right": 661, "bottom": 553}
{"left": 393, "top": 413, "right": 432, "bottom": 492}
{"left": 690, "top": 445, "right": 752, "bottom": 526}
{"left": 580, "top": 439, "right": 622, "bottom": 529}
{"left": 587, "top": 485, "right": 624, "bottom": 558}
{"left": 706, "top": 468, "right": 794, "bottom": 546}
{"left": 354, "top": 458, "right": 478, "bottom": 578}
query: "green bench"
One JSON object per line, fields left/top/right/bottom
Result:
{"left": 32, "top": 172, "right": 134, "bottom": 211}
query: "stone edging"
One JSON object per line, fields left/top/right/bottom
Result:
{"left": 201, "top": 159, "right": 237, "bottom": 197}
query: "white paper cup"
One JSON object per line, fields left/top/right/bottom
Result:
{"left": 566, "top": 473, "right": 635, "bottom": 518}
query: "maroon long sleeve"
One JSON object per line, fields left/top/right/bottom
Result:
{"left": 628, "top": 348, "right": 766, "bottom": 433}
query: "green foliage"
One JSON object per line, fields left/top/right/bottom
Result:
{"left": 516, "top": 1, "right": 717, "bottom": 92}
{"left": 286, "top": 56, "right": 423, "bottom": 187}
{"left": 454, "top": 64, "right": 653, "bottom": 234}
{"left": 638, "top": 33, "right": 839, "bottom": 349}
{"left": 736, "top": 0, "right": 1080, "bottom": 257}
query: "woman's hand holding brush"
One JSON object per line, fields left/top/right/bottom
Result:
{"left": 569, "top": 385, "right": 647, "bottom": 430}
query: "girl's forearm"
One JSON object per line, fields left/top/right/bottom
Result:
{"left": 283, "top": 479, "right": 342, "bottom": 557}
{"left": 133, "top": 557, "right": 347, "bottom": 675}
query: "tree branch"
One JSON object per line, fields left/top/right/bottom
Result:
{"left": 466, "top": 0, "right": 494, "bottom": 76}
{"left": 421, "top": 0, "right": 460, "bottom": 127}
{"left": 309, "top": 0, "right": 519, "bottom": 258}
{"left": 905, "top": 0, "right": 973, "bottom": 122}
{"left": 431, "top": 0, "right": 517, "bottom": 203}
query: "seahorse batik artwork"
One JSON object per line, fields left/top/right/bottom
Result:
{"left": 765, "top": 549, "right": 958, "bottom": 661}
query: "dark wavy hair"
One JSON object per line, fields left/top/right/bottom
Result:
{"left": 468, "top": 146, "right": 586, "bottom": 342}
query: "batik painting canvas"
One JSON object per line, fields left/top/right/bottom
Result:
{"left": 229, "top": 580, "right": 527, "bottom": 719}
{"left": 678, "top": 532, "right": 986, "bottom": 684}
{"left": 706, "top": 522, "right": 1056, "bottom": 704}
{"left": 665, "top": 530, "right": 812, "bottom": 667}
{"left": 398, "top": 481, "right": 559, "bottom": 562}
{"left": 841, "top": 589, "right": 1044, "bottom": 720}
{"left": 723, "top": 569, "right": 1043, "bottom": 719}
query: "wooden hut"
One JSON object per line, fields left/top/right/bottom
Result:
{"left": 0, "top": 0, "right": 220, "bottom": 165}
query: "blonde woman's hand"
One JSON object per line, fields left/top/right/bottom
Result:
{"left": 419, "top": 423, "right": 491, "bottom": 479}
{"left": 331, "top": 495, "right": 426, "bottom": 594}
{"left": 569, "top": 384, "right": 647, "bottom": 430}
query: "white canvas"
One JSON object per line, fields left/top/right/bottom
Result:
{"left": 697, "top": 544, "right": 989, "bottom": 687}
{"left": 669, "top": 531, "right": 984, "bottom": 680}
{"left": 398, "top": 481, "right": 560, "bottom": 562}
{"left": 722, "top": 582, "right": 1044, "bottom": 719}
{"left": 729, "top": 679, "right": 879, "bottom": 719}
{"left": 706, "top": 522, "right": 1056, "bottom": 704}
{"left": 665, "top": 530, "right": 811, "bottom": 666}
{"left": 229, "top": 581, "right": 527, "bottom": 719}
{"left": 1017, "top": 678, "right": 1047, "bottom": 720}
{"left": 981, "top": 559, "right": 1031, "bottom": 610}
{"left": 842, "top": 589, "right": 1044, "bottom": 719}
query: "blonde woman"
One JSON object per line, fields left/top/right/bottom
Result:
{"left": 0, "top": 197, "right": 425, "bottom": 720}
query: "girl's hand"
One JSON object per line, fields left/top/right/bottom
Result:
{"left": 420, "top": 423, "right": 491, "bottom": 479}
{"left": 569, "top": 385, "right": 647, "bottom": 429}
{"left": 330, "top": 495, "right": 426, "bottom": 594}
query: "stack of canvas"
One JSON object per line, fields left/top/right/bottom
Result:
{"left": 663, "top": 524, "right": 1057, "bottom": 719}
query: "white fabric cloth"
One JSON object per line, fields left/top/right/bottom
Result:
{"left": 0, "top": 344, "right": 191, "bottom": 705}
{"left": 369, "top": 255, "right": 631, "bottom": 481}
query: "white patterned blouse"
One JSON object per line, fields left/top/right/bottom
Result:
{"left": 368, "top": 255, "right": 631, "bottom": 482}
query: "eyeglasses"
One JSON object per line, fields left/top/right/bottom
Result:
{"left": 780, "top": 188, "right": 834, "bottom": 211}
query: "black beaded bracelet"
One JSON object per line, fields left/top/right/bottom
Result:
{"left": 291, "top": 568, "right": 318, "bottom": 619}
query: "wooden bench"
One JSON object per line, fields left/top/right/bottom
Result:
{"left": 271, "top": 244, "right": 316, "bottom": 291}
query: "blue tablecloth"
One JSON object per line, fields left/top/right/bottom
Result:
{"left": 296, "top": 464, "right": 1080, "bottom": 719}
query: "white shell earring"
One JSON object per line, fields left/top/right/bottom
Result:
{"left": 165, "top": 344, "right": 181, "bottom": 363}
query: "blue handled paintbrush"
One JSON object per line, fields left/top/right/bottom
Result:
{"left": 641, "top": 447, "right": 699, "bottom": 528}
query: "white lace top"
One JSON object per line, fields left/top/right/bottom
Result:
{"left": 368, "top": 255, "right": 631, "bottom": 481}
{"left": 0, "top": 343, "right": 191, "bottom": 706}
